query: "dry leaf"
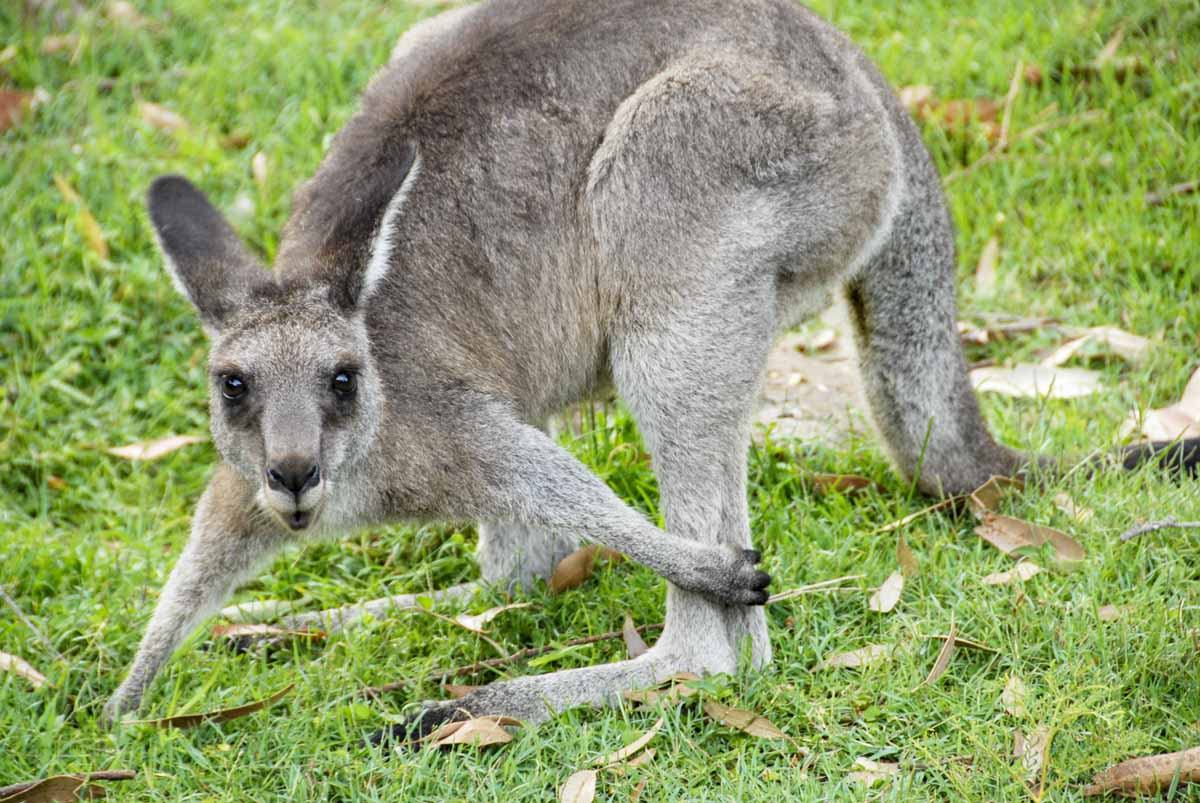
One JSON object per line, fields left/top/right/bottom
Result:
{"left": 40, "top": 34, "right": 80, "bottom": 56}
{"left": 975, "top": 236, "right": 1000, "bottom": 295}
{"left": 896, "top": 534, "right": 920, "bottom": 578}
{"left": 807, "top": 473, "right": 876, "bottom": 494}
{"left": 622, "top": 612, "right": 649, "bottom": 659}
{"left": 1021, "top": 726, "right": 1051, "bottom": 788}
{"left": 967, "top": 475, "right": 1024, "bottom": 519}
{"left": 46, "top": 475, "right": 66, "bottom": 491}
{"left": 898, "top": 85, "right": 934, "bottom": 112}
{"left": 107, "top": 1, "right": 150, "bottom": 28}
{"left": 702, "top": 700, "right": 788, "bottom": 739}
{"left": 221, "top": 131, "right": 252, "bottom": 149}
{"left": 1002, "top": 675, "right": 1027, "bottom": 717}
{"left": 922, "top": 633, "right": 996, "bottom": 653}
{"left": 251, "top": 151, "right": 269, "bottom": 188}
{"left": 210, "top": 622, "right": 324, "bottom": 642}
{"left": 52, "top": 174, "right": 109, "bottom": 259}
{"left": 426, "top": 715, "right": 517, "bottom": 748}
{"left": 1095, "top": 24, "right": 1125, "bottom": 67}
{"left": 1123, "top": 365, "right": 1200, "bottom": 442}
{"left": 549, "top": 545, "right": 624, "bottom": 593}
{"left": 0, "top": 90, "right": 33, "bottom": 133}
{"left": 1098, "top": 604, "right": 1131, "bottom": 622}
{"left": 622, "top": 672, "right": 701, "bottom": 706}
{"left": 982, "top": 562, "right": 1042, "bottom": 586}
{"left": 0, "top": 771, "right": 135, "bottom": 803}
{"left": 132, "top": 683, "right": 293, "bottom": 729}
{"left": 922, "top": 624, "right": 957, "bottom": 686}
{"left": 868, "top": 571, "right": 904, "bottom": 613}
{"left": 558, "top": 769, "right": 597, "bottom": 803}
{"left": 848, "top": 757, "right": 899, "bottom": 787}
{"left": 631, "top": 779, "right": 647, "bottom": 803}
{"left": 0, "top": 651, "right": 48, "bottom": 689}
{"left": 219, "top": 597, "right": 311, "bottom": 623}
{"left": 796, "top": 328, "right": 836, "bottom": 352}
{"left": 1053, "top": 492, "right": 1094, "bottom": 523}
{"left": 107, "top": 434, "right": 204, "bottom": 461}
{"left": 594, "top": 717, "right": 664, "bottom": 766}
{"left": 970, "top": 363, "right": 1102, "bottom": 399}
{"left": 1042, "top": 326, "right": 1151, "bottom": 367}
{"left": 442, "top": 684, "right": 479, "bottom": 699}
{"left": 611, "top": 748, "right": 655, "bottom": 773}
{"left": 454, "top": 601, "right": 531, "bottom": 634}
{"left": 817, "top": 644, "right": 891, "bottom": 670}
{"left": 138, "top": 101, "right": 189, "bottom": 133}
{"left": 1083, "top": 746, "right": 1200, "bottom": 796}
{"left": 974, "top": 513, "right": 1086, "bottom": 565}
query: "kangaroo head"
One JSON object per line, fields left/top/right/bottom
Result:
{"left": 146, "top": 173, "right": 396, "bottom": 532}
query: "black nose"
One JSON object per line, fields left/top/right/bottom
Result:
{"left": 266, "top": 459, "right": 320, "bottom": 497}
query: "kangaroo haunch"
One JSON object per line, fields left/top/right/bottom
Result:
{"left": 104, "top": 0, "right": 1199, "bottom": 737}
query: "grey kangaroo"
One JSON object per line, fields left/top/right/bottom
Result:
{"left": 104, "top": 0, "right": 1198, "bottom": 736}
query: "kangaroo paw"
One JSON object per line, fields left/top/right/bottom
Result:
{"left": 685, "top": 547, "right": 771, "bottom": 606}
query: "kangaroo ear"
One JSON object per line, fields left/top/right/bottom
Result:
{"left": 147, "top": 175, "right": 268, "bottom": 332}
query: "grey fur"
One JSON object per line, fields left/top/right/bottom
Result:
{"left": 103, "top": 0, "right": 1196, "bottom": 731}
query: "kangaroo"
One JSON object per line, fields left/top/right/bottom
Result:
{"left": 103, "top": 0, "right": 1198, "bottom": 736}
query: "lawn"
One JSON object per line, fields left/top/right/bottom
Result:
{"left": 1, "top": 0, "right": 1199, "bottom": 799}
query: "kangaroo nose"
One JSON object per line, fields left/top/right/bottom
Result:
{"left": 266, "top": 459, "right": 320, "bottom": 497}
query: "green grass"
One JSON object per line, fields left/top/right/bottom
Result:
{"left": 2, "top": 0, "right": 1199, "bottom": 799}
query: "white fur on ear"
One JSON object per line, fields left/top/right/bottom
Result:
{"left": 363, "top": 151, "right": 422, "bottom": 302}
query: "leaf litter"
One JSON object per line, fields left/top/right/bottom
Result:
{"left": 453, "top": 601, "right": 532, "bottom": 634}
{"left": 129, "top": 684, "right": 293, "bottom": 729}
{"left": 107, "top": 434, "right": 205, "bottom": 461}
{"left": 0, "top": 651, "right": 48, "bottom": 689}
{"left": 548, "top": 545, "right": 624, "bottom": 593}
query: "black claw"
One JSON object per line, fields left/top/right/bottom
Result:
{"left": 750, "top": 570, "right": 772, "bottom": 591}
{"left": 748, "top": 589, "right": 770, "bottom": 605}
{"left": 366, "top": 704, "right": 466, "bottom": 752}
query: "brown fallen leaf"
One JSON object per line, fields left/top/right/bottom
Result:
{"left": 1084, "top": 746, "right": 1200, "bottom": 796}
{"left": 630, "top": 778, "right": 647, "bottom": 803}
{"left": 896, "top": 533, "right": 920, "bottom": 578}
{"left": 251, "top": 151, "right": 269, "bottom": 188}
{"left": 807, "top": 473, "right": 876, "bottom": 494}
{"left": 975, "top": 236, "right": 1000, "bottom": 295}
{"left": 107, "top": 1, "right": 151, "bottom": 29}
{"left": 981, "top": 561, "right": 1042, "bottom": 586}
{"left": 970, "top": 363, "right": 1102, "bottom": 399}
{"left": 975, "top": 512, "right": 1086, "bottom": 566}
{"left": 138, "top": 101, "right": 189, "bottom": 133}
{"left": 454, "top": 601, "right": 531, "bottom": 634}
{"left": 1041, "top": 326, "right": 1151, "bottom": 367}
{"left": 967, "top": 475, "right": 1024, "bottom": 519}
{"left": 1053, "top": 492, "right": 1094, "bottom": 523}
{"left": 1023, "top": 64, "right": 1044, "bottom": 86}
{"left": 442, "top": 683, "right": 480, "bottom": 699}
{"left": 1021, "top": 725, "right": 1051, "bottom": 792}
{"left": 1122, "top": 365, "right": 1200, "bottom": 442}
{"left": 0, "top": 771, "right": 136, "bottom": 803}
{"left": 594, "top": 717, "right": 664, "bottom": 766}
{"left": 921, "top": 623, "right": 957, "bottom": 686}
{"left": 868, "top": 571, "right": 904, "bottom": 614}
{"left": 221, "top": 130, "right": 253, "bottom": 150}
{"left": 622, "top": 612, "right": 649, "bottom": 659}
{"left": 1095, "top": 24, "right": 1125, "bottom": 67}
{"left": 40, "top": 33, "right": 80, "bottom": 56}
{"left": 1002, "top": 675, "right": 1027, "bottom": 717}
{"left": 0, "top": 651, "right": 48, "bottom": 689}
{"left": 817, "top": 644, "right": 891, "bottom": 670}
{"left": 131, "top": 683, "right": 293, "bottom": 729}
{"left": 848, "top": 757, "right": 900, "bottom": 787}
{"left": 702, "top": 700, "right": 788, "bottom": 739}
{"left": 898, "top": 84, "right": 934, "bottom": 112}
{"left": 107, "top": 434, "right": 204, "bottom": 461}
{"left": 549, "top": 545, "right": 624, "bottom": 593}
{"left": 0, "top": 90, "right": 33, "bottom": 133}
{"left": 622, "top": 672, "right": 701, "bottom": 707}
{"left": 45, "top": 475, "right": 66, "bottom": 491}
{"left": 558, "top": 769, "right": 597, "bottom": 803}
{"left": 211, "top": 622, "right": 324, "bottom": 642}
{"left": 609, "top": 747, "right": 656, "bottom": 773}
{"left": 426, "top": 715, "right": 518, "bottom": 748}
{"left": 1097, "top": 604, "right": 1132, "bottom": 623}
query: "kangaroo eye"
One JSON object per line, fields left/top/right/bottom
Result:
{"left": 332, "top": 371, "right": 356, "bottom": 397}
{"left": 221, "top": 375, "right": 247, "bottom": 400}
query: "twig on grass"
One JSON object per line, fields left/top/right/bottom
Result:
{"left": 360, "top": 622, "right": 667, "bottom": 697}
{"left": 1145, "top": 179, "right": 1199, "bottom": 206}
{"left": 0, "top": 584, "right": 64, "bottom": 661}
{"left": 1119, "top": 518, "right": 1200, "bottom": 542}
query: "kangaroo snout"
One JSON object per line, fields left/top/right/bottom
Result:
{"left": 264, "top": 456, "right": 323, "bottom": 530}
